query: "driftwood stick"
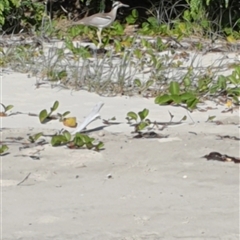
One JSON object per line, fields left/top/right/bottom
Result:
{"left": 17, "top": 172, "right": 31, "bottom": 186}
{"left": 71, "top": 102, "right": 104, "bottom": 135}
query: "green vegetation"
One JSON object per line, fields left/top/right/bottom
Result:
{"left": 0, "top": 0, "right": 239, "bottom": 155}
{"left": 126, "top": 108, "right": 187, "bottom": 138}
{"left": 0, "top": 103, "right": 14, "bottom": 116}
{"left": 155, "top": 81, "right": 199, "bottom": 110}
{"left": 0, "top": 145, "right": 9, "bottom": 155}
{"left": 51, "top": 131, "right": 104, "bottom": 151}
{"left": 28, "top": 132, "right": 43, "bottom": 143}
{"left": 0, "top": 0, "right": 44, "bottom": 32}
{"left": 39, "top": 101, "right": 71, "bottom": 124}
{"left": 126, "top": 108, "right": 151, "bottom": 132}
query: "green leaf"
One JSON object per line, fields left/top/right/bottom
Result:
{"left": 206, "top": 116, "right": 216, "bottom": 122}
{"left": 141, "top": 38, "right": 149, "bottom": 48}
{"left": 95, "top": 142, "right": 104, "bottom": 151}
{"left": 183, "top": 77, "right": 191, "bottom": 87}
{"left": 186, "top": 98, "right": 198, "bottom": 110}
{"left": 5, "top": 105, "right": 14, "bottom": 112}
{"left": 62, "top": 111, "right": 71, "bottom": 117}
{"left": 63, "top": 131, "right": 71, "bottom": 142}
{"left": 137, "top": 121, "right": 149, "bottom": 131}
{"left": 32, "top": 132, "right": 43, "bottom": 142}
{"left": 134, "top": 79, "right": 142, "bottom": 87}
{"left": 39, "top": 109, "right": 48, "bottom": 123}
{"left": 147, "top": 17, "right": 158, "bottom": 27}
{"left": 28, "top": 136, "right": 34, "bottom": 143}
{"left": 198, "top": 78, "right": 209, "bottom": 92}
{"left": 51, "top": 101, "right": 59, "bottom": 112}
{"left": 115, "top": 22, "right": 124, "bottom": 33}
{"left": 73, "top": 134, "right": 85, "bottom": 147}
{"left": 180, "top": 92, "right": 196, "bottom": 101}
{"left": 227, "top": 87, "right": 240, "bottom": 96}
{"left": 132, "top": 9, "right": 138, "bottom": 18}
{"left": 134, "top": 49, "right": 142, "bottom": 59}
{"left": 232, "top": 95, "right": 239, "bottom": 104}
{"left": 169, "top": 82, "right": 180, "bottom": 95}
{"left": 0, "top": 103, "right": 6, "bottom": 111}
{"left": 0, "top": 3, "right": 4, "bottom": 12}
{"left": 81, "top": 134, "right": 93, "bottom": 144}
{"left": 83, "top": 26, "right": 89, "bottom": 34}
{"left": 127, "top": 111, "right": 138, "bottom": 121}
{"left": 228, "top": 75, "right": 240, "bottom": 85}
{"left": 58, "top": 70, "right": 67, "bottom": 80}
{"left": 201, "top": 19, "right": 209, "bottom": 28}
{"left": 51, "top": 135, "right": 67, "bottom": 146}
{"left": 180, "top": 115, "right": 187, "bottom": 121}
{"left": 114, "top": 39, "right": 122, "bottom": 52}
{"left": 171, "top": 94, "right": 182, "bottom": 104}
{"left": 138, "top": 108, "right": 149, "bottom": 121}
{"left": 209, "top": 84, "right": 220, "bottom": 94}
{"left": 217, "top": 75, "right": 227, "bottom": 89}
{"left": 146, "top": 79, "right": 154, "bottom": 88}
{"left": 86, "top": 142, "right": 94, "bottom": 149}
{"left": 154, "top": 94, "right": 172, "bottom": 104}
{"left": 0, "top": 145, "right": 9, "bottom": 154}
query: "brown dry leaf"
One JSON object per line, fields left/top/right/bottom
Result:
{"left": 63, "top": 117, "right": 77, "bottom": 128}
{"left": 0, "top": 112, "right": 7, "bottom": 117}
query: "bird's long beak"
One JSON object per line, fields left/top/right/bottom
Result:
{"left": 120, "top": 3, "right": 129, "bottom": 7}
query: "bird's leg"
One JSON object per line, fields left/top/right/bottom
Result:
{"left": 97, "top": 28, "right": 102, "bottom": 49}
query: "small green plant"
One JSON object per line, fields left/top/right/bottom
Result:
{"left": 225, "top": 67, "right": 240, "bottom": 103}
{"left": 0, "top": 103, "right": 14, "bottom": 116}
{"left": 125, "top": 9, "right": 138, "bottom": 25}
{"left": 65, "top": 38, "right": 91, "bottom": 59}
{"left": 102, "top": 21, "right": 128, "bottom": 47}
{"left": 47, "top": 69, "right": 68, "bottom": 82}
{"left": 206, "top": 67, "right": 240, "bottom": 104}
{"left": 134, "top": 79, "right": 154, "bottom": 95}
{"left": 51, "top": 130, "right": 71, "bottom": 146}
{"left": 114, "top": 36, "right": 133, "bottom": 52}
{"left": 126, "top": 108, "right": 187, "bottom": 138}
{"left": 155, "top": 81, "right": 199, "bottom": 110}
{"left": 51, "top": 131, "right": 104, "bottom": 151}
{"left": 28, "top": 132, "right": 43, "bottom": 143}
{"left": 0, "top": 0, "right": 20, "bottom": 25}
{"left": 206, "top": 115, "right": 216, "bottom": 122}
{"left": 39, "top": 101, "right": 70, "bottom": 123}
{"left": 0, "top": 145, "right": 9, "bottom": 155}
{"left": 126, "top": 108, "right": 151, "bottom": 132}
{"left": 1, "top": 0, "right": 44, "bottom": 32}
{"left": 68, "top": 25, "right": 85, "bottom": 38}
{"left": 139, "top": 17, "right": 169, "bottom": 36}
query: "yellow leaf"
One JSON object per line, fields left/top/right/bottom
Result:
{"left": 225, "top": 99, "right": 233, "bottom": 108}
{"left": 63, "top": 117, "right": 77, "bottom": 128}
{"left": 121, "top": 41, "right": 131, "bottom": 47}
{"left": 226, "top": 35, "right": 236, "bottom": 43}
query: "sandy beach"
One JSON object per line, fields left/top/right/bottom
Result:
{"left": 1, "top": 71, "right": 239, "bottom": 239}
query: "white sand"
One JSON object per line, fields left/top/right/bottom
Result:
{"left": 1, "top": 71, "right": 239, "bottom": 239}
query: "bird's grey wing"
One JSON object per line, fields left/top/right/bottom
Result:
{"left": 80, "top": 15, "right": 112, "bottom": 27}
